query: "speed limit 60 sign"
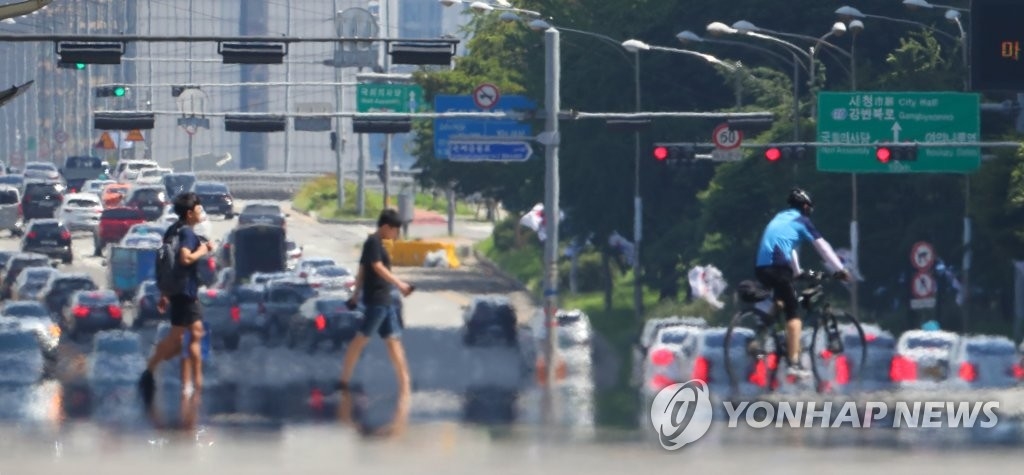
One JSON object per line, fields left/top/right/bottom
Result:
{"left": 712, "top": 123, "right": 742, "bottom": 150}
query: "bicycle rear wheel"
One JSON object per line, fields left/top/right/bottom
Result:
{"left": 724, "top": 311, "right": 779, "bottom": 394}
{"left": 809, "top": 310, "right": 867, "bottom": 393}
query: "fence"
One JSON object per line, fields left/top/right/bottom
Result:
{"left": 192, "top": 170, "right": 416, "bottom": 200}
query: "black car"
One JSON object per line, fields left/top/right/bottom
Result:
{"left": 162, "top": 173, "right": 196, "bottom": 201}
{"left": 22, "top": 181, "right": 63, "bottom": 220}
{"left": 61, "top": 290, "right": 124, "bottom": 341}
{"left": 232, "top": 224, "right": 287, "bottom": 281}
{"left": 461, "top": 296, "right": 518, "bottom": 347}
{"left": 233, "top": 284, "right": 269, "bottom": 341}
{"left": 21, "top": 219, "right": 73, "bottom": 264}
{"left": 39, "top": 273, "right": 98, "bottom": 317}
{"left": 237, "top": 202, "right": 287, "bottom": 228}
{"left": 0, "top": 252, "right": 52, "bottom": 299}
{"left": 192, "top": 181, "right": 234, "bottom": 218}
{"left": 124, "top": 186, "right": 167, "bottom": 221}
{"left": 199, "top": 288, "right": 242, "bottom": 351}
{"left": 264, "top": 278, "right": 319, "bottom": 341}
{"left": 287, "top": 296, "right": 364, "bottom": 353}
{"left": 131, "top": 280, "right": 167, "bottom": 328}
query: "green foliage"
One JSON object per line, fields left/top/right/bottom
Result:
{"left": 292, "top": 175, "right": 472, "bottom": 219}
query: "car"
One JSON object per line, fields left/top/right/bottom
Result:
{"left": 0, "top": 327, "right": 45, "bottom": 384}
{"left": 305, "top": 265, "right": 355, "bottom": 293}
{"left": 60, "top": 156, "right": 107, "bottom": 193}
{"left": 295, "top": 257, "right": 337, "bottom": 279}
{"left": 809, "top": 323, "right": 898, "bottom": 394}
{"left": 287, "top": 296, "right": 364, "bottom": 353}
{"left": 23, "top": 161, "right": 61, "bottom": 182}
{"left": 58, "top": 192, "right": 103, "bottom": 232}
{"left": 232, "top": 224, "right": 287, "bottom": 281}
{"left": 197, "top": 288, "right": 243, "bottom": 351}
{"left": 0, "top": 252, "right": 52, "bottom": 300}
{"left": 100, "top": 183, "right": 130, "bottom": 208}
{"left": 120, "top": 234, "right": 163, "bottom": 248}
{"left": 947, "top": 335, "right": 1024, "bottom": 390}
{"left": 60, "top": 290, "right": 124, "bottom": 341}
{"left": 530, "top": 309, "right": 592, "bottom": 347}
{"left": 124, "top": 185, "right": 168, "bottom": 221}
{"left": 21, "top": 180, "right": 64, "bottom": 221}
{"left": 264, "top": 278, "right": 320, "bottom": 341}
{"left": 152, "top": 321, "right": 215, "bottom": 390}
{"left": 21, "top": 219, "right": 73, "bottom": 264}
{"left": 0, "top": 300, "right": 60, "bottom": 363}
{"left": 251, "top": 271, "right": 292, "bottom": 286}
{"left": 0, "top": 174, "right": 25, "bottom": 195}
{"left": 93, "top": 207, "right": 146, "bottom": 256}
{"left": 192, "top": 181, "right": 234, "bottom": 218}
{"left": 238, "top": 201, "right": 287, "bottom": 228}
{"left": 214, "top": 267, "right": 236, "bottom": 290}
{"left": 232, "top": 284, "right": 270, "bottom": 341}
{"left": 40, "top": 272, "right": 99, "bottom": 317}
{"left": 641, "top": 325, "right": 706, "bottom": 395}
{"left": 891, "top": 329, "right": 960, "bottom": 389}
{"left": 81, "top": 179, "right": 116, "bottom": 198}
{"left": 125, "top": 222, "right": 168, "bottom": 238}
{"left": 131, "top": 280, "right": 167, "bottom": 328}
{"left": 161, "top": 173, "right": 196, "bottom": 200}
{"left": 286, "top": 240, "right": 302, "bottom": 270}
{"left": 0, "top": 184, "right": 23, "bottom": 237}
{"left": 462, "top": 296, "right": 518, "bottom": 347}
{"left": 86, "top": 330, "right": 145, "bottom": 386}
{"left": 133, "top": 167, "right": 171, "bottom": 185}
{"left": 630, "top": 316, "right": 709, "bottom": 387}
{"left": 111, "top": 159, "right": 158, "bottom": 184}
{"left": 13, "top": 266, "right": 59, "bottom": 301}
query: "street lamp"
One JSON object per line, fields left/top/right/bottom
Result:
{"left": 835, "top": 6, "right": 960, "bottom": 43}
{"left": 621, "top": 39, "right": 739, "bottom": 71}
{"left": 440, "top": 0, "right": 542, "bottom": 18}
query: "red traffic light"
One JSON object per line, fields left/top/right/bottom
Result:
{"left": 653, "top": 146, "right": 668, "bottom": 161}
{"left": 876, "top": 147, "right": 891, "bottom": 163}
{"left": 764, "top": 147, "right": 781, "bottom": 162}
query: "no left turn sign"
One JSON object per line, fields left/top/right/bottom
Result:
{"left": 911, "top": 271, "right": 936, "bottom": 299}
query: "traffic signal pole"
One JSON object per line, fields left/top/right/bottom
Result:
{"left": 632, "top": 50, "right": 643, "bottom": 323}
{"left": 541, "top": 26, "right": 561, "bottom": 421}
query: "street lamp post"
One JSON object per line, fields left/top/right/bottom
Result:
{"left": 541, "top": 26, "right": 561, "bottom": 393}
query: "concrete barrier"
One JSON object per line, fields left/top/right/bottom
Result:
{"left": 383, "top": 239, "right": 461, "bottom": 269}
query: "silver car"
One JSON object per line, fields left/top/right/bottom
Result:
{"left": 58, "top": 192, "right": 103, "bottom": 232}
{"left": 892, "top": 329, "right": 960, "bottom": 389}
{"left": 531, "top": 308, "right": 592, "bottom": 347}
{"left": 947, "top": 335, "right": 1022, "bottom": 389}
{"left": 0, "top": 185, "right": 23, "bottom": 237}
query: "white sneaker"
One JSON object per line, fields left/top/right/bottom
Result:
{"left": 786, "top": 364, "right": 811, "bottom": 379}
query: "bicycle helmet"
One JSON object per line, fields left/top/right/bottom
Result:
{"left": 787, "top": 188, "right": 813, "bottom": 209}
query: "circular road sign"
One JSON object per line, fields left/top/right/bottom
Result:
{"left": 473, "top": 83, "right": 500, "bottom": 110}
{"left": 910, "top": 241, "right": 935, "bottom": 270}
{"left": 712, "top": 123, "right": 742, "bottom": 150}
{"left": 55, "top": 130, "right": 67, "bottom": 144}
{"left": 911, "top": 271, "right": 936, "bottom": 299}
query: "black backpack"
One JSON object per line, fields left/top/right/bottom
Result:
{"left": 155, "top": 221, "right": 187, "bottom": 296}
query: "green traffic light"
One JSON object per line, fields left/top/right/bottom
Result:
{"left": 113, "top": 87, "right": 125, "bottom": 97}
{"left": 75, "top": 63, "right": 85, "bottom": 70}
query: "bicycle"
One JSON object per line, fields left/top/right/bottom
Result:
{"left": 723, "top": 270, "right": 867, "bottom": 394}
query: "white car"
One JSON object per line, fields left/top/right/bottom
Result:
{"left": 58, "top": 192, "right": 103, "bottom": 232}
{"left": 306, "top": 265, "right": 355, "bottom": 293}
{"left": 120, "top": 234, "right": 162, "bottom": 248}
{"left": 133, "top": 167, "right": 171, "bottom": 185}
{"left": 295, "top": 257, "right": 337, "bottom": 278}
{"left": 286, "top": 240, "right": 302, "bottom": 270}
{"left": 160, "top": 204, "right": 211, "bottom": 238}
{"left": 0, "top": 301, "right": 60, "bottom": 359}
{"left": 891, "top": 329, "right": 960, "bottom": 389}
{"left": 531, "top": 309, "right": 592, "bottom": 347}
{"left": 112, "top": 159, "right": 158, "bottom": 184}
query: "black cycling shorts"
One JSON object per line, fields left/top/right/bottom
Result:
{"left": 754, "top": 266, "right": 800, "bottom": 321}
{"left": 169, "top": 295, "right": 202, "bottom": 327}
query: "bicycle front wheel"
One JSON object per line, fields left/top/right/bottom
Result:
{"left": 724, "top": 311, "right": 779, "bottom": 394}
{"left": 809, "top": 310, "right": 867, "bottom": 393}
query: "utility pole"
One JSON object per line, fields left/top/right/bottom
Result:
{"left": 541, "top": 26, "right": 561, "bottom": 411}
{"left": 381, "top": 0, "right": 393, "bottom": 208}
{"left": 283, "top": 2, "right": 292, "bottom": 173}
{"left": 632, "top": 50, "right": 643, "bottom": 322}
{"left": 187, "top": 0, "right": 195, "bottom": 171}
{"left": 333, "top": 2, "right": 346, "bottom": 211}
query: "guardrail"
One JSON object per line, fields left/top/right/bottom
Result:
{"left": 192, "top": 170, "right": 416, "bottom": 200}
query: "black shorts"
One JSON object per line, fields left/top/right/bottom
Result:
{"left": 754, "top": 266, "right": 800, "bottom": 320}
{"left": 169, "top": 295, "right": 202, "bottom": 327}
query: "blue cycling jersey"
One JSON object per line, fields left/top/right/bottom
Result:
{"left": 756, "top": 209, "right": 823, "bottom": 267}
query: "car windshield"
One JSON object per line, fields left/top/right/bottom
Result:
{"left": 103, "top": 209, "right": 143, "bottom": 220}
{"left": 660, "top": 331, "right": 689, "bottom": 344}
{"left": 906, "top": 337, "right": 955, "bottom": 351}
{"left": 194, "top": 183, "right": 228, "bottom": 194}
{"left": 965, "top": 341, "right": 1015, "bottom": 356}
{"left": 0, "top": 190, "right": 18, "bottom": 205}
{"left": 25, "top": 184, "right": 57, "bottom": 198}
{"left": 66, "top": 198, "right": 99, "bottom": 208}
{"left": 65, "top": 156, "right": 103, "bottom": 168}
{"left": 76, "top": 291, "right": 116, "bottom": 306}
{"left": 23, "top": 269, "right": 54, "bottom": 282}
{"left": 2, "top": 303, "right": 48, "bottom": 318}
{"left": 244, "top": 205, "right": 280, "bottom": 215}
{"left": 316, "top": 299, "right": 350, "bottom": 314}
{"left": 25, "top": 163, "right": 55, "bottom": 171}
{"left": 130, "top": 189, "right": 165, "bottom": 202}
{"left": 235, "top": 288, "right": 264, "bottom": 303}
{"left": 0, "top": 176, "right": 23, "bottom": 187}
{"left": 315, "top": 266, "right": 349, "bottom": 277}
{"left": 0, "top": 331, "right": 37, "bottom": 352}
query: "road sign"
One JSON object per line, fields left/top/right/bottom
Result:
{"left": 447, "top": 140, "right": 533, "bottom": 162}
{"left": 911, "top": 241, "right": 935, "bottom": 270}
{"left": 55, "top": 131, "right": 67, "bottom": 144}
{"left": 710, "top": 149, "right": 742, "bottom": 161}
{"left": 473, "top": 83, "right": 500, "bottom": 110}
{"left": 357, "top": 84, "right": 424, "bottom": 113}
{"left": 911, "top": 271, "right": 937, "bottom": 298}
{"left": 712, "top": 123, "right": 742, "bottom": 150}
{"left": 177, "top": 88, "right": 206, "bottom": 117}
{"left": 433, "top": 94, "right": 536, "bottom": 160}
{"left": 816, "top": 92, "right": 981, "bottom": 173}
{"left": 95, "top": 132, "right": 116, "bottom": 150}
{"left": 125, "top": 129, "right": 145, "bottom": 142}
{"left": 294, "top": 102, "right": 332, "bottom": 132}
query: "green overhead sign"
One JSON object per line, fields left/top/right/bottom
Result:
{"left": 356, "top": 83, "right": 425, "bottom": 113}
{"left": 816, "top": 92, "right": 981, "bottom": 173}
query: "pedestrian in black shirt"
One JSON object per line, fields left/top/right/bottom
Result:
{"left": 340, "top": 209, "right": 414, "bottom": 395}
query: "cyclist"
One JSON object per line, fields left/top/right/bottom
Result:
{"left": 755, "top": 188, "right": 850, "bottom": 378}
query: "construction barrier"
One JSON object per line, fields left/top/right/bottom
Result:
{"left": 383, "top": 239, "right": 461, "bottom": 269}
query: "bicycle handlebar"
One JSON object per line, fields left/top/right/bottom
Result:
{"left": 799, "top": 269, "right": 849, "bottom": 283}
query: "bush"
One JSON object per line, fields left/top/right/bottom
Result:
{"left": 559, "top": 251, "right": 604, "bottom": 293}
{"left": 492, "top": 216, "right": 525, "bottom": 252}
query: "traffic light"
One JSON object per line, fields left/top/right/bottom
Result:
{"left": 94, "top": 85, "right": 128, "bottom": 98}
{"left": 57, "top": 61, "right": 86, "bottom": 70}
{"left": 762, "top": 145, "right": 806, "bottom": 162}
{"left": 875, "top": 143, "right": 917, "bottom": 163}
{"left": 652, "top": 143, "right": 696, "bottom": 167}
{"left": 171, "top": 85, "right": 200, "bottom": 97}
{"left": 377, "top": 163, "right": 386, "bottom": 183}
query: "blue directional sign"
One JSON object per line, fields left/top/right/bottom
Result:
{"left": 433, "top": 94, "right": 537, "bottom": 160}
{"left": 447, "top": 140, "right": 533, "bottom": 162}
